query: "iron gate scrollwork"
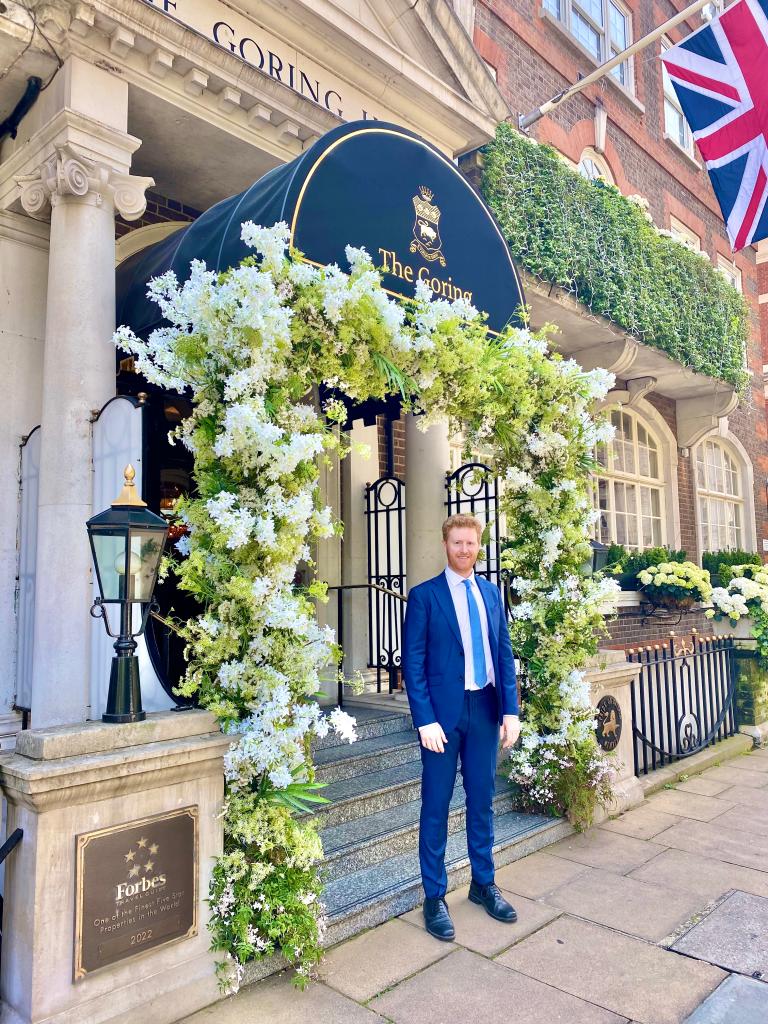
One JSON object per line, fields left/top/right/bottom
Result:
{"left": 628, "top": 631, "right": 737, "bottom": 776}
{"left": 445, "top": 461, "right": 502, "bottom": 591}
{"left": 365, "top": 475, "right": 406, "bottom": 693}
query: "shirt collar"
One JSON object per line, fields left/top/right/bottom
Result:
{"left": 445, "top": 565, "right": 476, "bottom": 588}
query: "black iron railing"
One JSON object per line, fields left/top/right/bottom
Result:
{"left": 0, "top": 827, "right": 23, "bottom": 964}
{"left": 328, "top": 583, "right": 408, "bottom": 706}
{"left": 628, "top": 630, "right": 737, "bottom": 775}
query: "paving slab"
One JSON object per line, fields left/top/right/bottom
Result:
{"left": 698, "top": 765, "right": 768, "bottom": 789}
{"left": 545, "top": 829, "right": 667, "bottom": 874}
{"left": 368, "top": 946, "right": 628, "bottom": 1024}
{"left": 672, "top": 890, "right": 768, "bottom": 979}
{"left": 316, "top": 918, "right": 455, "bottom": 1002}
{"left": 543, "top": 866, "right": 708, "bottom": 942}
{"left": 705, "top": 802, "right": 768, "bottom": 838}
{"left": 736, "top": 754, "right": 768, "bottom": 773}
{"left": 652, "top": 818, "right": 768, "bottom": 873}
{"left": 712, "top": 784, "right": 768, "bottom": 809}
{"left": 627, "top": 848, "right": 768, "bottom": 901}
{"left": 498, "top": 915, "right": 726, "bottom": 1024}
{"left": 400, "top": 882, "right": 560, "bottom": 956}
{"left": 683, "top": 974, "right": 768, "bottom": 1024}
{"left": 646, "top": 790, "right": 734, "bottom": 822}
{"left": 599, "top": 805, "right": 681, "bottom": 841}
{"left": 494, "top": 850, "right": 592, "bottom": 898}
{"left": 181, "top": 970, "right": 381, "bottom": 1024}
{"left": 675, "top": 777, "right": 733, "bottom": 797}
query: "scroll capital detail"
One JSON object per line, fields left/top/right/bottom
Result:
{"left": 16, "top": 143, "right": 154, "bottom": 221}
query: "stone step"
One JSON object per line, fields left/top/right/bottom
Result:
{"left": 314, "top": 727, "right": 420, "bottom": 784}
{"left": 306, "top": 759, "right": 425, "bottom": 828}
{"left": 320, "top": 810, "right": 573, "bottom": 948}
{"left": 318, "top": 777, "right": 519, "bottom": 882}
{"left": 312, "top": 705, "right": 413, "bottom": 752}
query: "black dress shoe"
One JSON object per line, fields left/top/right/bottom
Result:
{"left": 468, "top": 880, "right": 518, "bottom": 922}
{"left": 423, "top": 896, "right": 456, "bottom": 941}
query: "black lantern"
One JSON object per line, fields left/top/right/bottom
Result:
{"left": 580, "top": 538, "right": 611, "bottom": 576}
{"left": 86, "top": 465, "right": 168, "bottom": 723}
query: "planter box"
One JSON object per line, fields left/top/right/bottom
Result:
{"left": 711, "top": 615, "right": 754, "bottom": 641}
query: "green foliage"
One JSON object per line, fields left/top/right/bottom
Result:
{"left": 604, "top": 544, "right": 687, "bottom": 590}
{"left": 481, "top": 123, "right": 750, "bottom": 392}
{"left": 702, "top": 549, "right": 761, "bottom": 581}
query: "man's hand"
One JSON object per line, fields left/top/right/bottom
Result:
{"left": 500, "top": 715, "right": 521, "bottom": 750}
{"left": 418, "top": 722, "right": 448, "bottom": 753}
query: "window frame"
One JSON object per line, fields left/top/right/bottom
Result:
{"left": 662, "top": 37, "right": 696, "bottom": 157}
{"left": 694, "top": 436, "right": 751, "bottom": 555}
{"left": 543, "top": 0, "right": 634, "bottom": 92}
{"left": 669, "top": 215, "right": 702, "bottom": 252}
{"left": 577, "top": 147, "right": 615, "bottom": 184}
{"left": 592, "top": 407, "right": 668, "bottom": 552}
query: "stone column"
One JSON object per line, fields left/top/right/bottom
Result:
{"left": 17, "top": 142, "right": 153, "bottom": 728}
{"left": 404, "top": 415, "right": 451, "bottom": 589}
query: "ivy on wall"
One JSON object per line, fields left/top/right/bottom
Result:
{"left": 481, "top": 123, "right": 750, "bottom": 393}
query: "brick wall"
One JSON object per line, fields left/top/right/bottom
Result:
{"left": 115, "top": 191, "right": 201, "bottom": 239}
{"left": 604, "top": 607, "right": 711, "bottom": 648}
{"left": 377, "top": 416, "right": 406, "bottom": 479}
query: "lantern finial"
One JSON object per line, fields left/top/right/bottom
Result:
{"left": 112, "top": 464, "right": 147, "bottom": 508}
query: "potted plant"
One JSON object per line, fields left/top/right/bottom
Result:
{"left": 706, "top": 564, "right": 768, "bottom": 649}
{"left": 702, "top": 550, "right": 761, "bottom": 590}
{"left": 604, "top": 545, "right": 688, "bottom": 591}
{"left": 636, "top": 561, "right": 712, "bottom": 610}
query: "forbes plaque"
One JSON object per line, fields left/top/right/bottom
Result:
{"left": 74, "top": 806, "right": 198, "bottom": 979}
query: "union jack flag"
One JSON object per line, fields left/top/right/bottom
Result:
{"left": 661, "top": 0, "right": 768, "bottom": 251}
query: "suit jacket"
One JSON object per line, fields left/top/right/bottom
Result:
{"left": 402, "top": 571, "right": 519, "bottom": 734}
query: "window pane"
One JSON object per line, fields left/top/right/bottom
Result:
{"left": 610, "top": 2, "right": 628, "bottom": 47}
{"left": 572, "top": 9, "right": 602, "bottom": 58}
{"left": 543, "top": 0, "right": 562, "bottom": 17}
{"left": 578, "top": 0, "right": 604, "bottom": 26}
{"left": 695, "top": 447, "right": 706, "bottom": 489}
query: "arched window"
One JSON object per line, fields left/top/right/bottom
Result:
{"left": 577, "top": 148, "right": 615, "bottom": 184}
{"left": 593, "top": 408, "right": 665, "bottom": 550}
{"left": 695, "top": 438, "right": 745, "bottom": 552}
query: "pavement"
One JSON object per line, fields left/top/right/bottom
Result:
{"left": 181, "top": 743, "right": 768, "bottom": 1024}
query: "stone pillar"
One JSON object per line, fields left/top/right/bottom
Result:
{"left": 0, "top": 711, "right": 229, "bottom": 1024}
{"left": 586, "top": 649, "right": 645, "bottom": 819}
{"left": 16, "top": 129, "right": 152, "bottom": 728}
{"left": 405, "top": 415, "right": 451, "bottom": 589}
{"left": 340, "top": 422, "right": 379, "bottom": 680}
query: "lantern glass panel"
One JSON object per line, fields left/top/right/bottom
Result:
{"left": 127, "top": 528, "right": 165, "bottom": 602}
{"left": 91, "top": 529, "right": 128, "bottom": 601}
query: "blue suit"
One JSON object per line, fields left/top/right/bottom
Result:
{"left": 402, "top": 572, "right": 519, "bottom": 898}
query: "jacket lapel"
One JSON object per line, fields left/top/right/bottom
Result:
{"left": 433, "top": 573, "right": 464, "bottom": 650}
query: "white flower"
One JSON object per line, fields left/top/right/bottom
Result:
{"left": 175, "top": 534, "right": 191, "bottom": 556}
{"left": 327, "top": 707, "right": 357, "bottom": 744}
{"left": 240, "top": 221, "right": 289, "bottom": 272}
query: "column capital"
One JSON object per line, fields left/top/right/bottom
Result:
{"left": 16, "top": 141, "right": 154, "bottom": 222}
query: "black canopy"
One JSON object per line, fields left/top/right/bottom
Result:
{"left": 116, "top": 120, "right": 524, "bottom": 337}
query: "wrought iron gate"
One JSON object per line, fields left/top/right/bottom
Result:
{"left": 365, "top": 475, "right": 406, "bottom": 692}
{"left": 445, "top": 461, "right": 502, "bottom": 590}
{"left": 628, "top": 631, "right": 737, "bottom": 775}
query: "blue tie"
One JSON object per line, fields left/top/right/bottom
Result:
{"left": 463, "top": 578, "right": 488, "bottom": 687}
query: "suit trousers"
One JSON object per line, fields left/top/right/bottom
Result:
{"left": 418, "top": 684, "right": 498, "bottom": 899}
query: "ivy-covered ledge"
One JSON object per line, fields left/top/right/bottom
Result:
{"left": 478, "top": 123, "right": 751, "bottom": 409}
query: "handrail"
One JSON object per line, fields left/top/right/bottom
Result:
{"left": 0, "top": 829, "right": 22, "bottom": 866}
{"left": 328, "top": 583, "right": 407, "bottom": 706}
{"left": 327, "top": 582, "right": 407, "bottom": 603}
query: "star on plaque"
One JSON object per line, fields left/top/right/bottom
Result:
{"left": 144, "top": 860, "right": 154, "bottom": 873}
{"left": 128, "top": 865, "right": 140, "bottom": 878}
{"left": 137, "top": 837, "right": 148, "bottom": 849}
{"left": 125, "top": 849, "right": 136, "bottom": 862}
{"left": 149, "top": 843, "right": 159, "bottom": 855}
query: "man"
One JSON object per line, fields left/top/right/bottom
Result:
{"left": 402, "top": 514, "right": 521, "bottom": 941}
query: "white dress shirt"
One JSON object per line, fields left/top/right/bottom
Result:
{"left": 444, "top": 566, "right": 495, "bottom": 690}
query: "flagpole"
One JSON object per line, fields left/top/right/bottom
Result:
{"left": 519, "top": 0, "right": 715, "bottom": 131}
